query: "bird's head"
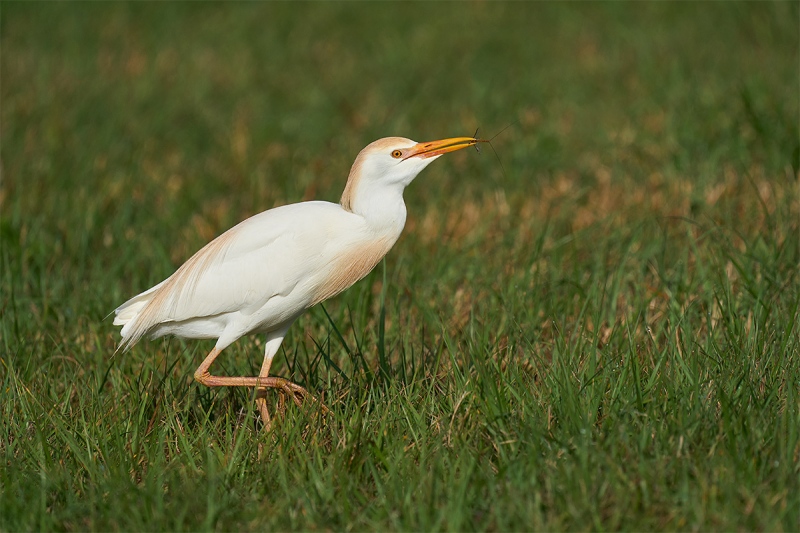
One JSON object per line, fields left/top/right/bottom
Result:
{"left": 341, "top": 136, "right": 481, "bottom": 213}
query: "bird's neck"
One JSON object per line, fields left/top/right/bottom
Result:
{"left": 340, "top": 180, "right": 408, "bottom": 236}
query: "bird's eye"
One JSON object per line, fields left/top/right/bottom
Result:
{"left": 391, "top": 150, "right": 403, "bottom": 159}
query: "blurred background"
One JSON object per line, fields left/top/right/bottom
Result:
{"left": 5, "top": 1, "right": 797, "bottom": 310}
{"left": 3, "top": 1, "right": 797, "bottom": 350}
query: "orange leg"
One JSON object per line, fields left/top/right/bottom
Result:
{"left": 193, "top": 345, "right": 329, "bottom": 429}
{"left": 254, "top": 332, "right": 286, "bottom": 427}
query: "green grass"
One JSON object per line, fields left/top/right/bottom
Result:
{"left": 2, "top": 2, "right": 799, "bottom": 530}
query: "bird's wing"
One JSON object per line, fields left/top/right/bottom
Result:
{"left": 116, "top": 201, "right": 352, "bottom": 350}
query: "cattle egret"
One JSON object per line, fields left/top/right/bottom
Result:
{"left": 114, "top": 135, "right": 484, "bottom": 428}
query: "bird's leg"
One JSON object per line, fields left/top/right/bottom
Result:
{"left": 193, "top": 342, "right": 330, "bottom": 428}
{"left": 254, "top": 333, "right": 285, "bottom": 428}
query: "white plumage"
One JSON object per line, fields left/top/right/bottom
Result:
{"left": 113, "top": 135, "right": 482, "bottom": 428}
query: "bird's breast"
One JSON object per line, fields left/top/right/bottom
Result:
{"left": 310, "top": 235, "right": 397, "bottom": 306}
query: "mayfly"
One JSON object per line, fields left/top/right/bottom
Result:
{"left": 472, "top": 120, "right": 519, "bottom": 177}
{"left": 473, "top": 128, "right": 482, "bottom": 153}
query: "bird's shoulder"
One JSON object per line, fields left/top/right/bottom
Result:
{"left": 234, "top": 200, "right": 356, "bottom": 233}
{"left": 221, "top": 200, "right": 360, "bottom": 254}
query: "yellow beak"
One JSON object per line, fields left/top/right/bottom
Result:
{"left": 404, "top": 136, "right": 485, "bottom": 160}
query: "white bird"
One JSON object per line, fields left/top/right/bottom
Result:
{"left": 114, "top": 135, "right": 483, "bottom": 428}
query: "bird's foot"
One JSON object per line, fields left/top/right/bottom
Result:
{"left": 256, "top": 377, "right": 331, "bottom": 426}
{"left": 272, "top": 377, "right": 331, "bottom": 415}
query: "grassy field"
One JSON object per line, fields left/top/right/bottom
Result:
{"left": 2, "top": 2, "right": 799, "bottom": 530}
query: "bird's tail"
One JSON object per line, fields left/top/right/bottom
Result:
{"left": 113, "top": 282, "right": 164, "bottom": 352}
